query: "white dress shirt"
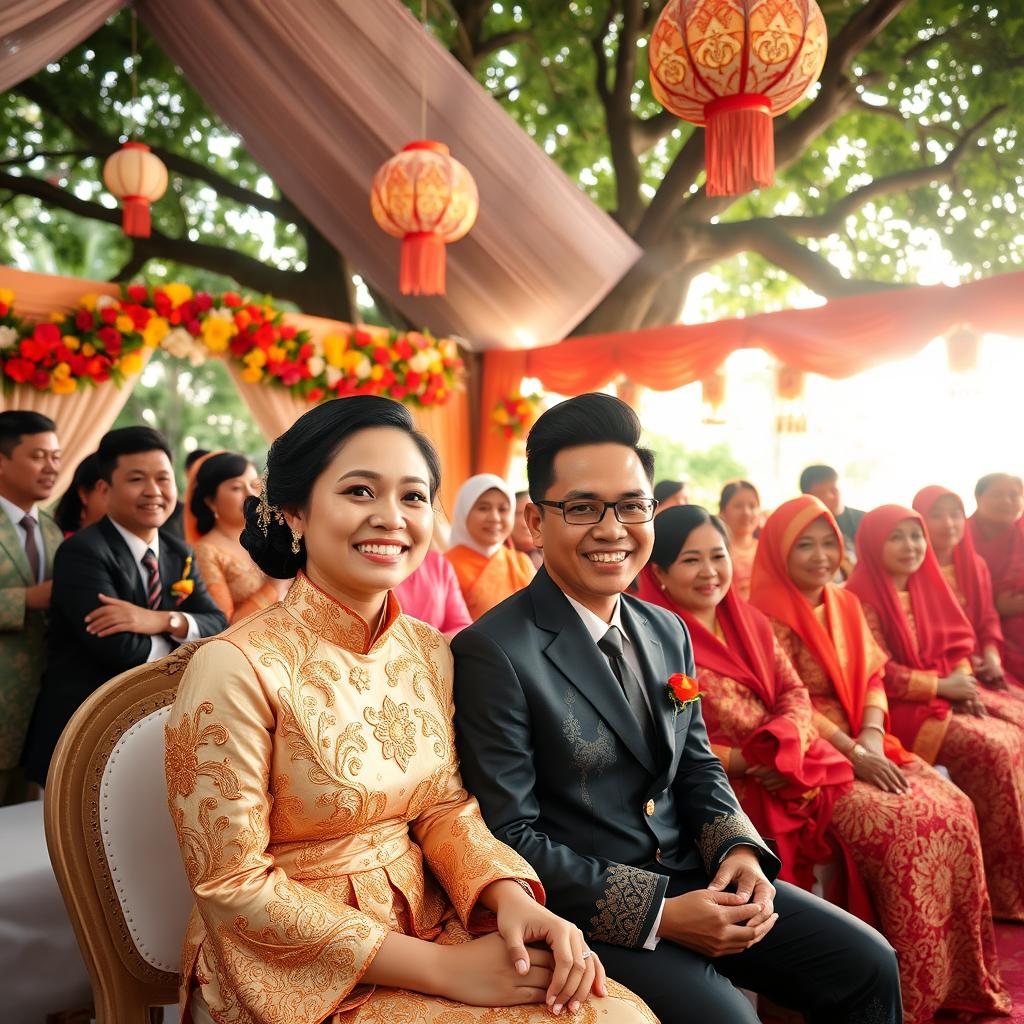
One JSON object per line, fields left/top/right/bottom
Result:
{"left": 0, "top": 493, "right": 45, "bottom": 584}
{"left": 564, "top": 592, "right": 664, "bottom": 949}
{"left": 107, "top": 518, "right": 200, "bottom": 662}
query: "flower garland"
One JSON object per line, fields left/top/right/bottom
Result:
{"left": 0, "top": 284, "right": 463, "bottom": 408}
{"left": 491, "top": 390, "right": 545, "bottom": 438}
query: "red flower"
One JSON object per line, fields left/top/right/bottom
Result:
{"left": 306, "top": 387, "right": 324, "bottom": 403}
{"left": 69, "top": 354, "right": 88, "bottom": 376}
{"left": 75, "top": 309, "right": 95, "bottom": 332}
{"left": 4, "top": 357, "right": 35, "bottom": 383}
{"left": 279, "top": 325, "right": 297, "bottom": 341}
{"left": 229, "top": 336, "right": 250, "bottom": 357}
{"left": 19, "top": 337, "right": 47, "bottom": 361}
{"left": 87, "top": 356, "right": 111, "bottom": 382}
{"left": 278, "top": 364, "right": 303, "bottom": 386}
{"left": 355, "top": 329, "right": 375, "bottom": 347}
{"left": 666, "top": 673, "right": 700, "bottom": 711}
{"left": 126, "top": 284, "right": 149, "bottom": 303}
{"left": 34, "top": 322, "right": 61, "bottom": 347}
{"left": 222, "top": 291, "right": 242, "bottom": 308}
{"left": 185, "top": 318, "right": 201, "bottom": 336}
{"left": 31, "top": 369, "right": 51, "bottom": 390}
{"left": 97, "top": 326, "right": 122, "bottom": 355}
{"left": 193, "top": 292, "right": 213, "bottom": 312}
{"left": 0, "top": 301, "right": 9, "bottom": 317}
{"left": 405, "top": 370, "right": 422, "bottom": 390}
{"left": 99, "top": 306, "right": 118, "bottom": 325}
{"left": 153, "top": 291, "right": 172, "bottom": 317}
{"left": 389, "top": 384, "right": 407, "bottom": 401}
{"left": 372, "top": 346, "right": 391, "bottom": 365}
{"left": 297, "top": 342, "right": 313, "bottom": 361}
{"left": 253, "top": 323, "right": 275, "bottom": 349}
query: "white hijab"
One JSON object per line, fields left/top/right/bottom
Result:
{"left": 449, "top": 474, "right": 518, "bottom": 557}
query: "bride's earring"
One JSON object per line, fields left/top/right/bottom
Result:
{"left": 290, "top": 527, "right": 302, "bottom": 554}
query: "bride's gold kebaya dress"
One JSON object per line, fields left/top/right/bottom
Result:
{"left": 165, "top": 572, "right": 653, "bottom": 1024}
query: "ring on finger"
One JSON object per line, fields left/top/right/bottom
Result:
{"left": 581, "top": 950, "right": 593, "bottom": 961}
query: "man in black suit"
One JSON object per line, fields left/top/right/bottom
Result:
{"left": 452, "top": 394, "right": 901, "bottom": 1023}
{"left": 23, "top": 427, "right": 226, "bottom": 785}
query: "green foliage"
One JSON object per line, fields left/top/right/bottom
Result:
{"left": 111, "top": 351, "right": 267, "bottom": 490}
{"left": 642, "top": 430, "right": 746, "bottom": 508}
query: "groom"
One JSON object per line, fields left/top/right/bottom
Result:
{"left": 451, "top": 394, "right": 900, "bottom": 1023}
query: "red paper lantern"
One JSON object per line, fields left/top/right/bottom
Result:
{"left": 102, "top": 141, "right": 168, "bottom": 238}
{"left": 650, "top": 0, "right": 827, "bottom": 196}
{"left": 774, "top": 363, "right": 808, "bottom": 433}
{"left": 701, "top": 369, "right": 727, "bottom": 423}
{"left": 370, "top": 141, "right": 479, "bottom": 296}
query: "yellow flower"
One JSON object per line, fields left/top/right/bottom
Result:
{"left": 200, "top": 316, "right": 235, "bottom": 352}
{"left": 51, "top": 376, "right": 77, "bottom": 395}
{"left": 240, "top": 365, "right": 264, "bottom": 383}
{"left": 49, "top": 312, "right": 66, "bottom": 324}
{"left": 62, "top": 335, "right": 80, "bottom": 351}
{"left": 342, "top": 349, "right": 364, "bottom": 373}
{"left": 266, "top": 345, "right": 285, "bottom": 363}
{"left": 79, "top": 293, "right": 98, "bottom": 311}
{"left": 116, "top": 314, "right": 135, "bottom": 333}
{"left": 143, "top": 316, "right": 170, "bottom": 347}
{"left": 370, "top": 364, "right": 384, "bottom": 381}
{"left": 323, "top": 333, "right": 349, "bottom": 368}
{"left": 244, "top": 348, "right": 267, "bottom": 368}
{"left": 119, "top": 351, "right": 145, "bottom": 377}
{"left": 52, "top": 362, "right": 72, "bottom": 381}
{"left": 0, "top": 288, "right": 14, "bottom": 306}
{"left": 82, "top": 343, "right": 96, "bottom": 357}
{"left": 163, "top": 283, "right": 193, "bottom": 308}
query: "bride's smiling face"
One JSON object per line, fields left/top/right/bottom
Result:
{"left": 284, "top": 427, "right": 434, "bottom": 614}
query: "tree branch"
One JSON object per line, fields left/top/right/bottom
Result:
{"left": 111, "top": 245, "right": 148, "bottom": 282}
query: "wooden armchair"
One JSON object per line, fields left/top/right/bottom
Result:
{"left": 44, "top": 642, "right": 206, "bottom": 1023}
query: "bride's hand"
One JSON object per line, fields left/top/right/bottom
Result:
{"left": 489, "top": 880, "right": 607, "bottom": 1014}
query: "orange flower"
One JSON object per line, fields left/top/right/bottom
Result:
{"left": 666, "top": 672, "right": 701, "bottom": 711}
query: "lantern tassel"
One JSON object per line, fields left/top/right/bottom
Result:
{"left": 400, "top": 232, "right": 446, "bottom": 296}
{"left": 121, "top": 196, "right": 152, "bottom": 238}
{"left": 704, "top": 94, "right": 773, "bottom": 197}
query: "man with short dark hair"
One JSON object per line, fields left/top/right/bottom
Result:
{"left": 453, "top": 394, "right": 901, "bottom": 1023}
{"left": 799, "top": 464, "right": 864, "bottom": 554}
{"left": 0, "top": 411, "right": 63, "bottom": 800}
{"left": 22, "top": 426, "right": 226, "bottom": 785}
{"left": 653, "top": 478, "right": 687, "bottom": 513}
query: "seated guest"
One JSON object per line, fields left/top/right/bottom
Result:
{"left": 653, "top": 478, "right": 687, "bottom": 513}
{"left": 512, "top": 490, "right": 544, "bottom": 570}
{"left": 799, "top": 464, "right": 862, "bottom": 573}
{"left": 446, "top": 474, "right": 535, "bottom": 620}
{"left": 0, "top": 411, "right": 63, "bottom": 801}
{"left": 162, "top": 447, "right": 208, "bottom": 541}
{"left": 915, "top": 485, "right": 1022, "bottom": 693}
{"left": 394, "top": 547, "right": 473, "bottom": 638}
{"left": 453, "top": 394, "right": 901, "bottom": 1024}
{"left": 969, "top": 472, "right": 1024, "bottom": 682}
{"left": 166, "top": 396, "right": 650, "bottom": 1024}
{"left": 22, "top": 427, "right": 227, "bottom": 786}
{"left": 847, "top": 504, "right": 1024, "bottom": 921}
{"left": 185, "top": 450, "right": 286, "bottom": 623}
{"left": 53, "top": 452, "right": 106, "bottom": 537}
{"left": 718, "top": 480, "right": 759, "bottom": 600}
{"left": 750, "top": 495, "right": 1010, "bottom": 1024}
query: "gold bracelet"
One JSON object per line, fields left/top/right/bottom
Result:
{"left": 861, "top": 724, "right": 885, "bottom": 736}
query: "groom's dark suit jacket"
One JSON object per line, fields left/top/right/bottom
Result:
{"left": 23, "top": 516, "right": 227, "bottom": 783}
{"left": 452, "top": 568, "right": 780, "bottom": 949}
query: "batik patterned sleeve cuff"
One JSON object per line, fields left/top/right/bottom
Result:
{"left": 587, "top": 864, "right": 669, "bottom": 949}
{"left": 698, "top": 810, "right": 770, "bottom": 876}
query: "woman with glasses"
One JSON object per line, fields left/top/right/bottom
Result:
{"left": 446, "top": 474, "right": 535, "bottom": 620}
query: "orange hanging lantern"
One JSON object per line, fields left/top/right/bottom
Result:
{"left": 370, "top": 141, "right": 479, "bottom": 296}
{"left": 701, "top": 369, "right": 727, "bottom": 423}
{"left": 774, "top": 364, "right": 807, "bottom": 433}
{"left": 944, "top": 324, "right": 980, "bottom": 374}
{"left": 102, "top": 141, "right": 168, "bottom": 238}
{"left": 650, "top": 0, "right": 828, "bottom": 196}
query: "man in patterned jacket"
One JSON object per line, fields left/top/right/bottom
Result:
{"left": 452, "top": 394, "right": 901, "bottom": 1023}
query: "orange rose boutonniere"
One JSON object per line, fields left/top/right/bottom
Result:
{"left": 667, "top": 672, "right": 701, "bottom": 713}
{"left": 170, "top": 555, "right": 195, "bottom": 605}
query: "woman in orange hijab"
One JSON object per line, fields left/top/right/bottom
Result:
{"left": 846, "top": 503, "right": 1024, "bottom": 922}
{"left": 750, "top": 496, "right": 1009, "bottom": 1024}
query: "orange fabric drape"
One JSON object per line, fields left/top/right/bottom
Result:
{"left": 0, "top": 267, "right": 471, "bottom": 510}
{"left": 476, "top": 348, "right": 528, "bottom": 479}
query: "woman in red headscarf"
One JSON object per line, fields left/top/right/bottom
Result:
{"left": 969, "top": 472, "right": 1024, "bottom": 682}
{"left": 748, "top": 496, "right": 1009, "bottom": 1024}
{"left": 645, "top": 502, "right": 1007, "bottom": 1024}
{"left": 846, "top": 504, "right": 1024, "bottom": 922}
{"left": 914, "top": 486, "right": 1024, "bottom": 731}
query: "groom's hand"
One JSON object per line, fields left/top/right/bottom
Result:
{"left": 708, "top": 846, "right": 776, "bottom": 928}
{"left": 657, "top": 885, "right": 778, "bottom": 957}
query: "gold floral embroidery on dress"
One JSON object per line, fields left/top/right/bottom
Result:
{"left": 698, "top": 810, "right": 759, "bottom": 874}
{"left": 349, "top": 665, "right": 371, "bottom": 693}
{"left": 365, "top": 696, "right": 418, "bottom": 772}
{"left": 165, "top": 701, "right": 242, "bottom": 800}
{"left": 285, "top": 573, "right": 371, "bottom": 652}
{"left": 588, "top": 864, "right": 658, "bottom": 947}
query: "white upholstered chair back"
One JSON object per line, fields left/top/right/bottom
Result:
{"left": 45, "top": 641, "right": 208, "bottom": 1024}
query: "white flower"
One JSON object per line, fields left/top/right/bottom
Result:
{"left": 160, "top": 327, "right": 195, "bottom": 359}
{"left": 0, "top": 325, "right": 19, "bottom": 350}
{"left": 325, "top": 365, "right": 343, "bottom": 387}
{"left": 95, "top": 294, "right": 118, "bottom": 310}
{"left": 187, "top": 348, "right": 207, "bottom": 367}
{"left": 409, "top": 352, "right": 430, "bottom": 374}
{"left": 355, "top": 357, "right": 372, "bottom": 380}
{"left": 208, "top": 306, "right": 235, "bottom": 321}
{"left": 307, "top": 355, "right": 325, "bottom": 378}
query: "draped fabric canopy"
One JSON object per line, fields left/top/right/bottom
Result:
{"left": 0, "top": 0, "right": 639, "bottom": 351}
{"left": 478, "top": 271, "right": 1024, "bottom": 474}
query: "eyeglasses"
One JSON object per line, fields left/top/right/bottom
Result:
{"left": 535, "top": 497, "right": 658, "bottom": 526}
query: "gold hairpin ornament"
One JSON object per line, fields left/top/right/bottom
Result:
{"left": 256, "top": 468, "right": 285, "bottom": 537}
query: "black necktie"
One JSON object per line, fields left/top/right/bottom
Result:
{"left": 598, "top": 626, "right": 659, "bottom": 755}
{"left": 141, "top": 549, "right": 162, "bottom": 610}
{"left": 20, "top": 514, "right": 40, "bottom": 582}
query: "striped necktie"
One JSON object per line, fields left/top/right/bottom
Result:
{"left": 20, "top": 514, "right": 40, "bottom": 582}
{"left": 141, "top": 549, "right": 162, "bottom": 610}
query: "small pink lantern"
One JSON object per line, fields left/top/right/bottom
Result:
{"left": 370, "top": 141, "right": 479, "bottom": 296}
{"left": 102, "top": 141, "right": 168, "bottom": 238}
